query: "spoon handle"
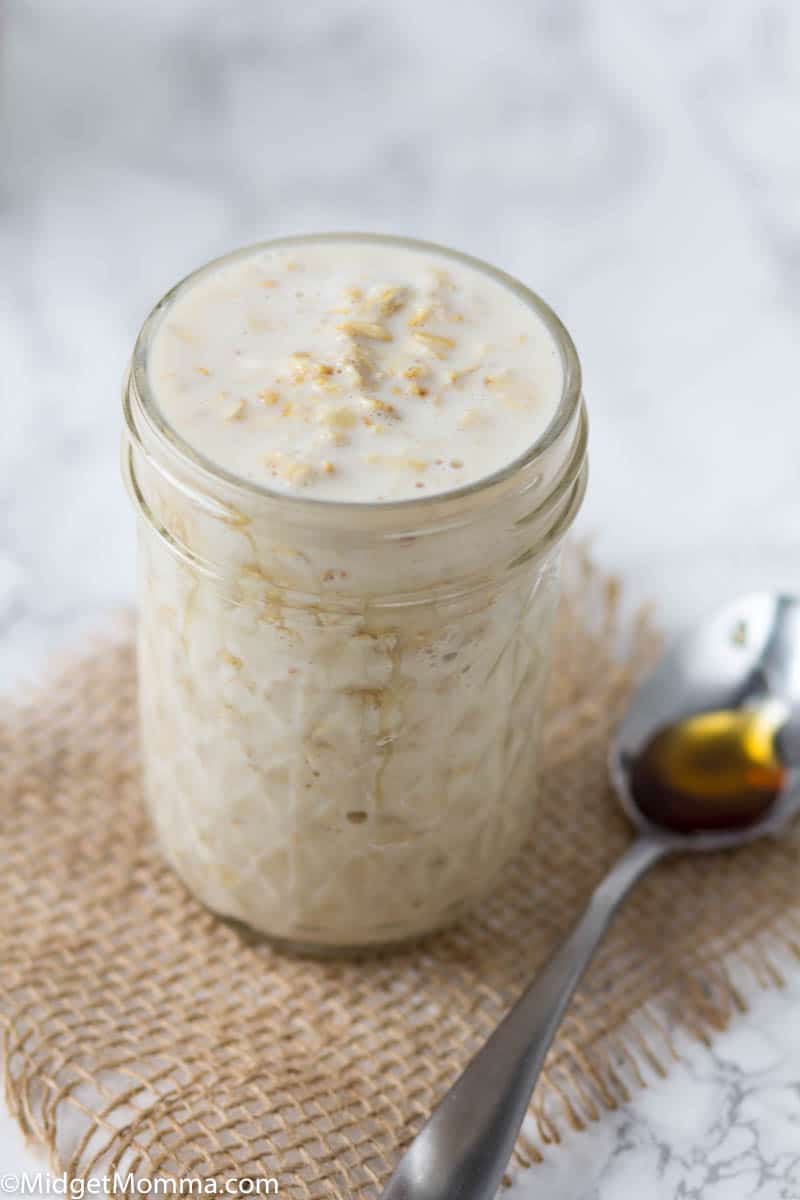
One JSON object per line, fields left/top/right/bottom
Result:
{"left": 380, "top": 836, "right": 670, "bottom": 1200}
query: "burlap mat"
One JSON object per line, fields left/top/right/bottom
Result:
{"left": 2, "top": 553, "right": 800, "bottom": 1197}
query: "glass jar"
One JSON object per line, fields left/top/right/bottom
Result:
{"left": 122, "top": 235, "right": 588, "bottom": 953}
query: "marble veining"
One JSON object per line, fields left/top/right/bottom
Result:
{"left": 508, "top": 967, "right": 800, "bottom": 1198}
{"left": 2, "top": 0, "right": 800, "bottom": 1194}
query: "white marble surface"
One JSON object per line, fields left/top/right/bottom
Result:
{"left": 509, "top": 969, "right": 800, "bottom": 1200}
{"left": 2, "top": 0, "right": 800, "bottom": 1194}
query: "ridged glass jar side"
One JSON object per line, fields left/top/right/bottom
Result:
{"left": 122, "top": 236, "right": 588, "bottom": 952}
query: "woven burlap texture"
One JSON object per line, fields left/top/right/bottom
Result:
{"left": 2, "top": 555, "right": 800, "bottom": 1197}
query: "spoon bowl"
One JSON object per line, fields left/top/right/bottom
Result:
{"left": 612, "top": 592, "right": 800, "bottom": 848}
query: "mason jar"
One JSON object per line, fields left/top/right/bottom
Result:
{"left": 121, "top": 235, "right": 587, "bottom": 953}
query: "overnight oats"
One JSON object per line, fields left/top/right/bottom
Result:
{"left": 122, "top": 234, "right": 587, "bottom": 952}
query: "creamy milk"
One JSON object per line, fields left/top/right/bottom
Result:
{"left": 148, "top": 239, "right": 563, "bottom": 501}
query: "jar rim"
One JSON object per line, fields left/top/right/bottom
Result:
{"left": 128, "top": 231, "right": 583, "bottom": 515}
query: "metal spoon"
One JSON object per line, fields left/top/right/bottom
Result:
{"left": 380, "top": 592, "right": 800, "bottom": 1200}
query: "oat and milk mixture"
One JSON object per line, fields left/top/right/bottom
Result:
{"left": 129, "top": 237, "right": 583, "bottom": 949}
{"left": 148, "top": 240, "right": 562, "bottom": 500}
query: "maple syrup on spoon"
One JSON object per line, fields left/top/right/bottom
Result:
{"left": 629, "top": 699, "right": 788, "bottom": 833}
